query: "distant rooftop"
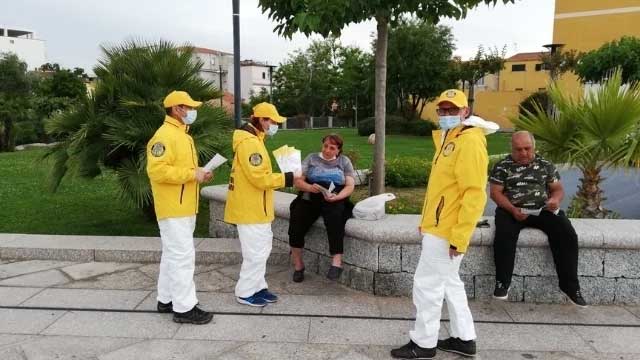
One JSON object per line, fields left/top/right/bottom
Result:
{"left": 0, "top": 27, "right": 37, "bottom": 39}
{"left": 506, "top": 52, "right": 546, "bottom": 62}
{"left": 191, "top": 47, "right": 232, "bottom": 56}
{"left": 240, "top": 59, "right": 274, "bottom": 67}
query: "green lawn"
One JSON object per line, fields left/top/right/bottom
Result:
{"left": 0, "top": 129, "right": 511, "bottom": 236}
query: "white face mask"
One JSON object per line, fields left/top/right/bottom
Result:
{"left": 438, "top": 115, "right": 461, "bottom": 130}
{"left": 182, "top": 109, "right": 197, "bottom": 125}
{"left": 266, "top": 123, "right": 279, "bottom": 136}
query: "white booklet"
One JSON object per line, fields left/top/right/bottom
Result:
{"left": 316, "top": 182, "right": 335, "bottom": 196}
{"left": 519, "top": 207, "right": 560, "bottom": 216}
{"left": 203, "top": 153, "right": 227, "bottom": 172}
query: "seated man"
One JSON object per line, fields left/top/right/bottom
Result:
{"left": 489, "top": 131, "right": 587, "bottom": 307}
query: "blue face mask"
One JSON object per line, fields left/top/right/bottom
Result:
{"left": 438, "top": 115, "right": 461, "bottom": 130}
{"left": 183, "top": 110, "right": 197, "bottom": 125}
{"left": 266, "top": 123, "right": 279, "bottom": 136}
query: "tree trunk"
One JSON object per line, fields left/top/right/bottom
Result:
{"left": 468, "top": 81, "right": 476, "bottom": 114}
{"left": 1, "top": 119, "right": 14, "bottom": 152}
{"left": 575, "top": 166, "right": 609, "bottom": 218}
{"left": 371, "top": 16, "right": 388, "bottom": 196}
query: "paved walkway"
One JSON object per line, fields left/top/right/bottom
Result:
{"left": 0, "top": 259, "right": 639, "bottom": 359}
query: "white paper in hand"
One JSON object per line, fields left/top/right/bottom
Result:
{"left": 203, "top": 154, "right": 227, "bottom": 172}
{"left": 273, "top": 145, "right": 302, "bottom": 173}
{"left": 317, "top": 182, "right": 335, "bottom": 196}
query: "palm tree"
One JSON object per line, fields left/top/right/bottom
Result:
{"left": 45, "top": 39, "right": 233, "bottom": 216}
{"left": 513, "top": 69, "right": 640, "bottom": 218}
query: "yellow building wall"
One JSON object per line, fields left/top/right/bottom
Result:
{"left": 555, "top": 0, "right": 640, "bottom": 14}
{"left": 499, "top": 60, "right": 550, "bottom": 92}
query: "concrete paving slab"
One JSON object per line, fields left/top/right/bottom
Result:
{"left": 59, "top": 262, "right": 141, "bottom": 280}
{"left": 0, "top": 286, "right": 43, "bottom": 306}
{"left": 0, "top": 234, "right": 106, "bottom": 249}
{"left": 476, "top": 350, "right": 628, "bottom": 360}
{"left": 22, "top": 288, "right": 150, "bottom": 310}
{"left": 445, "top": 301, "right": 514, "bottom": 322}
{"left": 572, "top": 326, "right": 640, "bottom": 354}
{"left": 502, "top": 303, "right": 640, "bottom": 325}
{"left": 0, "top": 269, "right": 70, "bottom": 287}
{"left": 0, "top": 334, "right": 38, "bottom": 347}
{"left": 232, "top": 342, "right": 354, "bottom": 360}
{"left": 11, "top": 335, "right": 141, "bottom": 360}
{"left": 308, "top": 318, "right": 419, "bottom": 346}
{"left": 42, "top": 311, "right": 178, "bottom": 338}
{"left": 99, "top": 339, "right": 240, "bottom": 360}
{"left": 474, "top": 323, "right": 593, "bottom": 352}
{"left": 376, "top": 296, "right": 415, "bottom": 319}
{"left": 624, "top": 306, "right": 640, "bottom": 318}
{"left": 265, "top": 268, "right": 361, "bottom": 296}
{"left": 0, "top": 309, "right": 66, "bottom": 334}
{"left": 58, "top": 269, "right": 155, "bottom": 290}
{"left": 0, "top": 260, "right": 76, "bottom": 279}
{"left": 173, "top": 314, "right": 310, "bottom": 343}
{"left": 261, "top": 294, "right": 381, "bottom": 317}
{"left": 216, "top": 263, "right": 290, "bottom": 282}
{"left": 0, "top": 346, "right": 25, "bottom": 360}
{"left": 194, "top": 270, "right": 238, "bottom": 292}
{"left": 195, "top": 292, "right": 264, "bottom": 314}
{"left": 137, "top": 263, "right": 227, "bottom": 281}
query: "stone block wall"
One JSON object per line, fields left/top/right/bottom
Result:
{"left": 203, "top": 185, "right": 640, "bottom": 305}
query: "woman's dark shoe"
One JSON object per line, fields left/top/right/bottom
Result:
{"left": 292, "top": 267, "right": 305, "bottom": 283}
{"left": 172, "top": 305, "right": 213, "bottom": 325}
{"left": 326, "top": 265, "right": 343, "bottom": 281}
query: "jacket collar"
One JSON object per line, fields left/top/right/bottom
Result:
{"left": 164, "top": 115, "right": 189, "bottom": 133}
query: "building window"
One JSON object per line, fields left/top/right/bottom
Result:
{"left": 512, "top": 64, "right": 526, "bottom": 72}
{"left": 515, "top": 88, "right": 524, "bottom": 91}
{"left": 535, "top": 63, "right": 549, "bottom": 71}
{"left": 262, "top": 72, "right": 266, "bottom": 79}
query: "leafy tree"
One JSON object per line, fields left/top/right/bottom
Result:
{"left": 513, "top": 69, "right": 640, "bottom": 218}
{"left": 334, "top": 46, "right": 374, "bottom": 124}
{"left": 576, "top": 36, "right": 640, "bottom": 84}
{"left": 540, "top": 48, "right": 579, "bottom": 82}
{"left": 451, "top": 45, "right": 505, "bottom": 112}
{"left": 0, "top": 53, "right": 32, "bottom": 151}
{"left": 46, "top": 40, "right": 232, "bottom": 216}
{"left": 39, "top": 63, "right": 61, "bottom": 72}
{"left": 242, "top": 87, "right": 271, "bottom": 117}
{"left": 387, "top": 19, "right": 456, "bottom": 119}
{"left": 259, "top": 0, "right": 518, "bottom": 194}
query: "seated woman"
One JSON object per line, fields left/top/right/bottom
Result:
{"left": 288, "top": 134, "right": 355, "bottom": 283}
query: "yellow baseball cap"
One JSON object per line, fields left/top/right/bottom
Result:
{"left": 253, "top": 102, "right": 286, "bottom": 123}
{"left": 163, "top": 91, "right": 203, "bottom": 108}
{"left": 436, "top": 89, "right": 468, "bottom": 108}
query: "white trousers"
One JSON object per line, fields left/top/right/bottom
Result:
{"left": 410, "top": 233, "right": 476, "bottom": 348}
{"left": 235, "top": 223, "right": 273, "bottom": 298}
{"left": 157, "top": 216, "right": 198, "bottom": 313}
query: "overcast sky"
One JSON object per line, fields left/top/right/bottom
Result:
{"left": 3, "top": 0, "right": 555, "bottom": 74}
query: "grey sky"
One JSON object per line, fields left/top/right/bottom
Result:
{"left": 3, "top": 0, "right": 554, "bottom": 74}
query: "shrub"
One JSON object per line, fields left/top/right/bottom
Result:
{"left": 385, "top": 157, "right": 430, "bottom": 188}
{"left": 357, "top": 115, "right": 437, "bottom": 136}
{"left": 519, "top": 91, "right": 550, "bottom": 115}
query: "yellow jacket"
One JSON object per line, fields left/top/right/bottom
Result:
{"left": 146, "top": 116, "right": 199, "bottom": 220}
{"left": 224, "top": 124, "right": 293, "bottom": 224}
{"left": 420, "top": 126, "right": 488, "bottom": 253}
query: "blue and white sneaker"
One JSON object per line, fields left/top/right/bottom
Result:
{"left": 237, "top": 294, "right": 268, "bottom": 307}
{"left": 255, "top": 288, "right": 278, "bottom": 303}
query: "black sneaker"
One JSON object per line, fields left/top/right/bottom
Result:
{"left": 390, "top": 340, "right": 436, "bottom": 359}
{"left": 292, "top": 267, "right": 305, "bottom": 283}
{"left": 326, "top": 265, "right": 343, "bottom": 281}
{"left": 157, "top": 301, "right": 173, "bottom": 313}
{"left": 493, "top": 281, "right": 509, "bottom": 300}
{"left": 173, "top": 306, "right": 213, "bottom": 325}
{"left": 437, "top": 337, "right": 477, "bottom": 357}
{"left": 562, "top": 289, "right": 588, "bottom": 307}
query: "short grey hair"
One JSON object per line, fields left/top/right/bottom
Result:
{"left": 512, "top": 131, "right": 535, "bottom": 148}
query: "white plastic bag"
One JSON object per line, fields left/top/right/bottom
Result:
{"left": 352, "top": 193, "right": 396, "bottom": 221}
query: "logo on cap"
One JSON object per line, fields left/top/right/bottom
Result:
{"left": 446, "top": 90, "right": 457, "bottom": 98}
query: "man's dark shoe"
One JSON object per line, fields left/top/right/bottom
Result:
{"left": 493, "top": 281, "right": 509, "bottom": 300}
{"left": 437, "top": 337, "right": 477, "bottom": 357}
{"left": 172, "top": 306, "right": 213, "bottom": 325}
{"left": 562, "top": 289, "right": 588, "bottom": 307}
{"left": 326, "top": 265, "right": 343, "bottom": 281}
{"left": 390, "top": 340, "right": 436, "bottom": 359}
{"left": 157, "top": 301, "right": 173, "bottom": 313}
{"left": 292, "top": 267, "right": 305, "bottom": 283}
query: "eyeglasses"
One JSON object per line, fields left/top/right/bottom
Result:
{"left": 436, "top": 107, "right": 461, "bottom": 116}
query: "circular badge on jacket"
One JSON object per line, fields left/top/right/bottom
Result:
{"left": 442, "top": 142, "right": 455, "bottom": 157}
{"left": 249, "top": 153, "right": 263, "bottom": 166}
{"left": 151, "top": 142, "right": 165, "bottom": 157}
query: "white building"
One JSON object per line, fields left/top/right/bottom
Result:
{"left": 191, "top": 47, "right": 235, "bottom": 94}
{"left": 240, "top": 60, "right": 275, "bottom": 102}
{"left": 0, "top": 27, "right": 46, "bottom": 71}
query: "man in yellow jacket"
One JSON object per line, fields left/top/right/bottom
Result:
{"left": 224, "top": 102, "right": 298, "bottom": 307}
{"left": 392, "top": 90, "right": 495, "bottom": 359}
{"left": 146, "top": 90, "right": 213, "bottom": 325}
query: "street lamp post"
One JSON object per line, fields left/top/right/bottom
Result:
{"left": 232, "top": 0, "right": 241, "bottom": 128}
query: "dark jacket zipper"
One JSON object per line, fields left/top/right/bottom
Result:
{"left": 180, "top": 184, "right": 185, "bottom": 204}
{"left": 263, "top": 191, "right": 267, "bottom": 216}
{"left": 435, "top": 196, "right": 445, "bottom": 226}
